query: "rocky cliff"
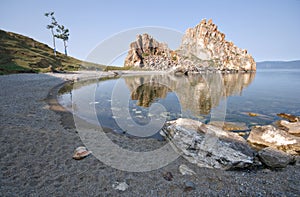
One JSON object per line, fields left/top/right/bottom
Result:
{"left": 124, "top": 33, "right": 178, "bottom": 70}
{"left": 124, "top": 19, "right": 256, "bottom": 72}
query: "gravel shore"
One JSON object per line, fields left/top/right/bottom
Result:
{"left": 0, "top": 73, "right": 299, "bottom": 196}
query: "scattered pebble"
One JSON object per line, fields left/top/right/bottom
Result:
{"left": 179, "top": 164, "right": 196, "bottom": 175}
{"left": 112, "top": 181, "right": 129, "bottom": 191}
{"left": 162, "top": 171, "right": 173, "bottom": 181}
{"left": 72, "top": 146, "right": 92, "bottom": 160}
{"left": 184, "top": 181, "right": 196, "bottom": 191}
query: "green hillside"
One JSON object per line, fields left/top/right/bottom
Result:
{"left": 0, "top": 29, "right": 107, "bottom": 75}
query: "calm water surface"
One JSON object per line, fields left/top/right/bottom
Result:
{"left": 59, "top": 69, "right": 300, "bottom": 138}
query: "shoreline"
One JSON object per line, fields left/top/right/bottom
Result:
{"left": 0, "top": 73, "right": 299, "bottom": 196}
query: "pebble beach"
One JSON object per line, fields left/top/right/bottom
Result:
{"left": 0, "top": 72, "right": 299, "bottom": 196}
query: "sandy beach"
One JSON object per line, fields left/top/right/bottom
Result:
{"left": 0, "top": 72, "right": 299, "bottom": 196}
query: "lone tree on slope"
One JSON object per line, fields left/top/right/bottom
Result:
{"left": 44, "top": 12, "right": 58, "bottom": 56}
{"left": 55, "top": 24, "right": 70, "bottom": 56}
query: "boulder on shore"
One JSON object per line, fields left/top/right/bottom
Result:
{"left": 258, "top": 147, "right": 294, "bottom": 168}
{"left": 276, "top": 120, "right": 300, "bottom": 136}
{"left": 162, "top": 118, "right": 256, "bottom": 170}
{"left": 247, "top": 125, "right": 300, "bottom": 155}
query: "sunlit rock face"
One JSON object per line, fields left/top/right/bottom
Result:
{"left": 124, "top": 72, "right": 255, "bottom": 115}
{"left": 179, "top": 19, "right": 256, "bottom": 72}
{"left": 124, "top": 33, "right": 178, "bottom": 70}
{"left": 124, "top": 19, "right": 256, "bottom": 72}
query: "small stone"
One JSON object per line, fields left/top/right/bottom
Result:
{"left": 179, "top": 164, "right": 196, "bottom": 175}
{"left": 248, "top": 112, "right": 258, "bottom": 117}
{"left": 112, "top": 182, "right": 129, "bottom": 191}
{"left": 209, "top": 121, "right": 248, "bottom": 131}
{"left": 262, "top": 168, "right": 271, "bottom": 173}
{"left": 258, "top": 147, "right": 294, "bottom": 168}
{"left": 277, "top": 113, "right": 299, "bottom": 122}
{"left": 237, "top": 132, "right": 249, "bottom": 137}
{"left": 72, "top": 146, "right": 92, "bottom": 160}
{"left": 184, "top": 181, "right": 196, "bottom": 191}
{"left": 294, "top": 156, "right": 300, "bottom": 166}
{"left": 162, "top": 171, "right": 173, "bottom": 181}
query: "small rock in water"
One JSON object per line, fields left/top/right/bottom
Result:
{"left": 112, "top": 181, "right": 129, "bottom": 191}
{"left": 179, "top": 164, "right": 196, "bottom": 175}
{"left": 209, "top": 121, "right": 248, "bottom": 131}
{"left": 184, "top": 181, "right": 196, "bottom": 192}
{"left": 72, "top": 146, "right": 92, "bottom": 160}
{"left": 258, "top": 147, "right": 294, "bottom": 168}
{"left": 248, "top": 112, "right": 258, "bottom": 117}
{"left": 162, "top": 171, "right": 173, "bottom": 181}
{"left": 237, "top": 132, "right": 249, "bottom": 137}
{"left": 277, "top": 113, "right": 299, "bottom": 122}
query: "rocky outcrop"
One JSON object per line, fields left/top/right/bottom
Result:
{"left": 178, "top": 19, "right": 256, "bottom": 72}
{"left": 162, "top": 118, "right": 256, "bottom": 170}
{"left": 124, "top": 34, "right": 178, "bottom": 70}
{"left": 124, "top": 19, "right": 256, "bottom": 72}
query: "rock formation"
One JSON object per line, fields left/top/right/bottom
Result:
{"left": 124, "top": 19, "right": 256, "bottom": 72}
{"left": 124, "top": 34, "right": 178, "bottom": 70}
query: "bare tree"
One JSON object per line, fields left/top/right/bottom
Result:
{"left": 44, "top": 12, "right": 58, "bottom": 56}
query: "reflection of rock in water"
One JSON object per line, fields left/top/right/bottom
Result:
{"left": 124, "top": 72, "right": 255, "bottom": 115}
{"left": 131, "top": 82, "right": 170, "bottom": 107}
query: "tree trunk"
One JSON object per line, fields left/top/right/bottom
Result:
{"left": 64, "top": 40, "right": 68, "bottom": 56}
{"left": 51, "top": 28, "right": 56, "bottom": 56}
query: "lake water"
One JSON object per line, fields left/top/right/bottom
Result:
{"left": 58, "top": 69, "right": 300, "bottom": 139}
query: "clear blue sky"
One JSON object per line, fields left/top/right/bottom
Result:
{"left": 1, "top": 0, "right": 300, "bottom": 64}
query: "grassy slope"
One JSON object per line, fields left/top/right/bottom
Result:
{"left": 0, "top": 29, "right": 118, "bottom": 75}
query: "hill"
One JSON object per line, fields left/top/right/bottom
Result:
{"left": 0, "top": 29, "right": 108, "bottom": 75}
{"left": 256, "top": 60, "right": 300, "bottom": 69}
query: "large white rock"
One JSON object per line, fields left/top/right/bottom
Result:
{"left": 163, "top": 118, "right": 255, "bottom": 170}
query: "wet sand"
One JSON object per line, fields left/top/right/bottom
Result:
{"left": 0, "top": 72, "right": 299, "bottom": 196}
